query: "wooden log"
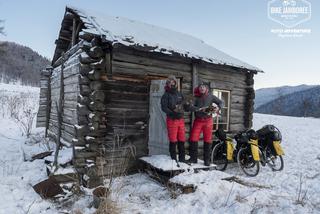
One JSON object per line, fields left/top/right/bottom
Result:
{"left": 229, "top": 123, "right": 245, "bottom": 133}
{"left": 230, "top": 109, "right": 245, "bottom": 118}
{"left": 105, "top": 108, "right": 148, "bottom": 119}
{"left": 106, "top": 100, "right": 148, "bottom": 110}
{"left": 64, "top": 93, "right": 78, "bottom": 101}
{"left": 198, "top": 69, "right": 246, "bottom": 83}
{"left": 79, "top": 85, "right": 91, "bottom": 96}
{"left": 64, "top": 83, "right": 79, "bottom": 93}
{"left": 89, "top": 59, "right": 107, "bottom": 70}
{"left": 79, "top": 52, "right": 102, "bottom": 64}
{"left": 113, "top": 46, "right": 192, "bottom": 72}
{"left": 88, "top": 112, "right": 107, "bottom": 123}
{"left": 87, "top": 70, "right": 105, "bottom": 81}
{"left": 90, "top": 121, "right": 107, "bottom": 130}
{"left": 77, "top": 104, "right": 91, "bottom": 116}
{"left": 79, "top": 31, "right": 94, "bottom": 42}
{"left": 104, "top": 91, "right": 148, "bottom": 102}
{"left": 62, "top": 115, "right": 76, "bottom": 125}
{"left": 230, "top": 103, "right": 245, "bottom": 110}
{"left": 105, "top": 52, "right": 112, "bottom": 78}
{"left": 91, "top": 37, "right": 101, "bottom": 47}
{"left": 79, "top": 64, "right": 92, "bottom": 76}
{"left": 77, "top": 95, "right": 91, "bottom": 105}
{"left": 64, "top": 100, "right": 78, "bottom": 109}
{"left": 78, "top": 115, "right": 89, "bottom": 125}
{"left": 90, "top": 91, "right": 105, "bottom": 102}
{"left": 89, "top": 80, "right": 148, "bottom": 93}
{"left": 75, "top": 125, "right": 90, "bottom": 136}
{"left": 87, "top": 46, "right": 105, "bottom": 59}
{"left": 53, "top": 40, "right": 84, "bottom": 67}
{"left": 229, "top": 116, "right": 245, "bottom": 124}
{"left": 89, "top": 102, "right": 106, "bottom": 112}
{"left": 79, "top": 75, "right": 90, "bottom": 85}
{"left": 79, "top": 41, "right": 92, "bottom": 53}
{"left": 112, "top": 60, "right": 191, "bottom": 82}
{"left": 75, "top": 151, "right": 97, "bottom": 159}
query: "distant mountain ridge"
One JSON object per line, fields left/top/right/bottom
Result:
{"left": 255, "top": 86, "right": 320, "bottom": 118}
{"left": 254, "top": 85, "right": 317, "bottom": 109}
{"left": 0, "top": 41, "right": 50, "bottom": 86}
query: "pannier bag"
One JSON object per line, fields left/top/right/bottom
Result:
{"left": 226, "top": 139, "right": 234, "bottom": 161}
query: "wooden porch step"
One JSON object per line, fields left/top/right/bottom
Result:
{"left": 139, "top": 155, "right": 216, "bottom": 193}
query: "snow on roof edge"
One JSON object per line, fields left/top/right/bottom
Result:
{"left": 67, "top": 6, "right": 263, "bottom": 73}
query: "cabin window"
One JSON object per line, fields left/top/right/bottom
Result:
{"left": 212, "top": 89, "right": 230, "bottom": 131}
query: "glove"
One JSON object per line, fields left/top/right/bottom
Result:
{"left": 173, "top": 104, "right": 184, "bottom": 114}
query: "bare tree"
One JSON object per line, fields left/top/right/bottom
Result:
{"left": 13, "top": 109, "right": 37, "bottom": 138}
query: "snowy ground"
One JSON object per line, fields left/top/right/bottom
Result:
{"left": 0, "top": 83, "right": 58, "bottom": 213}
{"left": 0, "top": 83, "right": 319, "bottom": 213}
{"left": 105, "top": 114, "right": 320, "bottom": 214}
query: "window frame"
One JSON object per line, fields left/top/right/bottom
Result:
{"left": 212, "top": 89, "right": 231, "bottom": 132}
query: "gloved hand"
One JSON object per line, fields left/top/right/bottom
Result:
{"left": 173, "top": 104, "right": 184, "bottom": 113}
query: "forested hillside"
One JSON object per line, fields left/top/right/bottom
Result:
{"left": 0, "top": 41, "right": 50, "bottom": 86}
{"left": 255, "top": 86, "right": 320, "bottom": 118}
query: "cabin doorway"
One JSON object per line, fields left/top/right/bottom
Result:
{"left": 148, "top": 79, "right": 168, "bottom": 155}
{"left": 148, "top": 78, "right": 181, "bottom": 155}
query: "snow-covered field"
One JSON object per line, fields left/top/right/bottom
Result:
{"left": 0, "top": 83, "right": 59, "bottom": 213}
{"left": 0, "top": 83, "right": 319, "bottom": 213}
{"left": 107, "top": 114, "right": 320, "bottom": 213}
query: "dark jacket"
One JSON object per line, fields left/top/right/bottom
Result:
{"left": 187, "top": 87, "right": 223, "bottom": 119}
{"left": 161, "top": 87, "right": 184, "bottom": 119}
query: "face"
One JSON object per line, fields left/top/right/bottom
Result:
{"left": 169, "top": 79, "right": 176, "bottom": 88}
{"left": 199, "top": 85, "right": 207, "bottom": 94}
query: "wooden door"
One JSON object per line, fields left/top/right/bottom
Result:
{"left": 148, "top": 79, "right": 169, "bottom": 155}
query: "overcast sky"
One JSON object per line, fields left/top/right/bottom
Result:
{"left": 0, "top": 0, "right": 319, "bottom": 89}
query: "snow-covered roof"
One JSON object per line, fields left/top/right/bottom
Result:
{"left": 67, "top": 6, "right": 262, "bottom": 72}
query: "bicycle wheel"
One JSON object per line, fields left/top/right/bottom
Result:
{"left": 237, "top": 147, "right": 260, "bottom": 177}
{"left": 267, "top": 155, "right": 284, "bottom": 171}
{"left": 211, "top": 142, "right": 228, "bottom": 171}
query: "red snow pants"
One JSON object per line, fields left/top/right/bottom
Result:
{"left": 166, "top": 117, "right": 186, "bottom": 143}
{"left": 190, "top": 117, "right": 213, "bottom": 143}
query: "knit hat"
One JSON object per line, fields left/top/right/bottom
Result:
{"left": 166, "top": 75, "right": 177, "bottom": 85}
{"left": 165, "top": 75, "right": 177, "bottom": 91}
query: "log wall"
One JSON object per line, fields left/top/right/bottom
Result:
{"left": 196, "top": 63, "right": 253, "bottom": 133}
{"left": 112, "top": 45, "right": 193, "bottom": 136}
{"left": 47, "top": 44, "right": 82, "bottom": 145}
{"left": 36, "top": 68, "right": 52, "bottom": 129}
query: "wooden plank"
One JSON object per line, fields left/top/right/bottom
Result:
{"left": 112, "top": 60, "right": 192, "bottom": 82}
{"left": 105, "top": 108, "right": 148, "bottom": 119}
{"left": 89, "top": 80, "right": 148, "bottom": 93}
{"left": 113, "top": 44, "right": 192, "bottom": 70}
{"left": 198, "top": 68, "right": 246, "bottom": 82}
{"left": 53, "top": 40, "right": 84, "bottom": 67}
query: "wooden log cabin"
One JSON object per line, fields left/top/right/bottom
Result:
{"left": 37, "top": 6, "right": 262, "bottom": 187}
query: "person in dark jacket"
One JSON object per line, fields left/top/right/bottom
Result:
{"left": 185, "top": 82, "right": 223, "bottom": 166}
{"left": 161, "top": 76, "right": 186, "bottom": 162}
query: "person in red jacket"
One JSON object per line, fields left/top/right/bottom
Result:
{"left": 185, "top": 82, "right": 223, "bottom": 166}
{"left": 161, "top": 76, "right": 186, "bottom": 162}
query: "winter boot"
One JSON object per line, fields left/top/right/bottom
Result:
{"left": 203, "top": 143, "right": 212, "bottom": 166}
{"left": 178, "top": 142, "right": 186, "bottom": 162}
{"left": 187, "top": 141, "right": 198, "bottom": 164}
{"left": 169, "top": 143, "right": 177, "bottom": 160}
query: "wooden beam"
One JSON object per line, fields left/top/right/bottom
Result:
{"left": 191, "top": 62, "right": 198, "bottom": 124}
{"left": 72, "top": 18, "right": 76, "bottom": 46}
{"left": 45, "top": 67, "right": 53, "bottom": 137}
